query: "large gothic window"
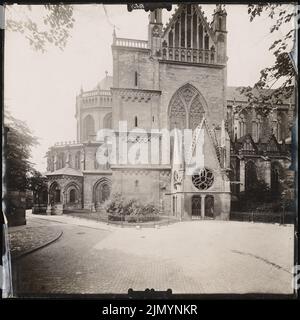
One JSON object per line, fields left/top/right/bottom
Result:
{"left": 83, "top": 114, "right": 95, "bottom": 141}
{"left": 168, "top": 84, "right": 205, "bottom": 131}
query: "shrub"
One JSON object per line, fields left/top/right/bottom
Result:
{"left": 105, "top": 193, "right": 159, "bottom": 222}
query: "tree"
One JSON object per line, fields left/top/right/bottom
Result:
{"left": 5, "top": 4, "right": 75, "bottom": 52}
{"left": 239, "top": 4, "right": 297, "bottom": 115}
{"left": 27, "top": 170, "right": 48, "bottom": 205}
{"left": 4, "top": 111, "right": 39, "bottom": 191}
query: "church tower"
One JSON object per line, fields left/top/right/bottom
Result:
{"left": 211, "top": 4, "right": 227, "bottom": 64}
{"left": 148, "top": 9, "right": 163, "bottom": 57}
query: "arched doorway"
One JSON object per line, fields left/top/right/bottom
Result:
{"left": 245, "top": 160, "right": 257, "bottom": 192}
{"left": 205, "top": 195, "right": 214, "bottom": 218}
{"left": 49, "top": 182, "right": 61, "bottom": 205}
{"left": 168, "top": 84, "right": 206, "bottom": 131}
{"left": 69, "top": 189, "right": 76, "bottom": 203}
{"left": 64, "top": 182, "right": 81, "bottom": 209}
{"left": 271, "top": 162, "right": 282, "bottom": 197}
{"left": 93, "top": 178, "right": 111, "bottom": 210}
{"left": 192, "top": 195, "right": 201, "bottom": 219}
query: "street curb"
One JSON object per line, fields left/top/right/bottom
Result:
{"left": 11, "top": 229, "right": 63, "bottom": 261}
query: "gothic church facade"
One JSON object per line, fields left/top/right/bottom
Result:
{"left": 38, "top": 4, "right": 294, "bottom": 220}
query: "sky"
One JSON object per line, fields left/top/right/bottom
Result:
{"left": 4, "top": 4, "right": 295, "bottom": 172}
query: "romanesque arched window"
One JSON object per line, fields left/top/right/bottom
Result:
{"left": 103, "top": 112, "right": 112, "bottom": 129}
{"left": 83, "top": 114, "right": 95, "bottom": 141}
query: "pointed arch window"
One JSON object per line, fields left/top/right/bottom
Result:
{"left": 204, "top": 33, "right": 209, "bottom": 50}
{"left": 192, "top": 12, "right": 197, "bottom": 48}
{"left": 134, "top": 116, "right": 138, "bottom": 127}
{"left": 238, "top": 113, "right": 247, "bottom": 138}
{"left": 175, "top": 20, "right": 179, "bottom": 47}
{"left": 198, "top": 24, "right": 203, "bottom": 49}
{"left": 181, "top": 11, "right": 186, "bottom": 47}
{"left": 168, "top": 29, "right": 173, "bottom": 47}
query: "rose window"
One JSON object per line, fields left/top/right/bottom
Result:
{"left": 192, "top": 168, "right": 214, "bottom": 190}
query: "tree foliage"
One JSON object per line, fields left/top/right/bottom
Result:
{"left": 4, "top": 111, "right": 39, "bottom": 191}
{"left": 239, "top": 4, "right": 297, "bottom": 114}
{"left": 6, "top": 4, "right": 75, "bottom": 52}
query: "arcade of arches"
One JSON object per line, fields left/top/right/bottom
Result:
{"left": 45, "top": 178, "right": 111, "bottom": 213}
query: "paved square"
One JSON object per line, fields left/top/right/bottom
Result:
{"left": 13, "top": 215, "right": 294, "bottom": 295}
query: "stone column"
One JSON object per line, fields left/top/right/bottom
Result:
{"left": 240, "top": 159, "right": 245, "bottom": 192}
{"left": 201, "top": 194, "right": 205, "bottom": 218}
{"left": 46, "top": 188, "right": 52, "bottom": 215}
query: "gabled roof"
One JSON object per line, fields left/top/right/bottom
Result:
{"left": 45, "top": 167, "right": 83, "bottom": 177}
{"left": 235, "top": 134, "right": 258, "bottom": 153}
{"left": 162, "top": 4, "right": 216, "bottom": 45}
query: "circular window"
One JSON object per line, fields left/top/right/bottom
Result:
{"left": 192, "top": 168, "right": 214, "bottom": 190}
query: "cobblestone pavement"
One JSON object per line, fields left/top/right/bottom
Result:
{"left": 12, "top": 213, "right": 294, "bottom": 296}
{"left": 8, "top": 219, "right": 62, "bottom": 259}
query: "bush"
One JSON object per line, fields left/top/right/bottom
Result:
{"left": 104, "top": 193, "right": 159, "bottom": 223}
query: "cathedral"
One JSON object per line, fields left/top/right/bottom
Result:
{"left": 36, "top": 4, "right": 294, "bottom": 220}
